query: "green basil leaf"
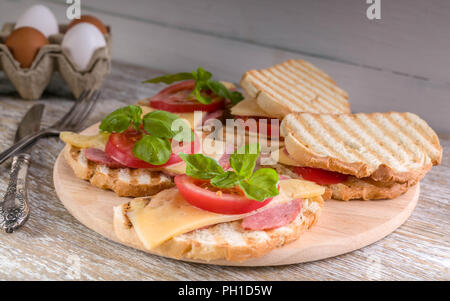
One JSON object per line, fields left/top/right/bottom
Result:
{"left": 171, "top": 119, "right": 194, "bottom": 142}
{"left": 230, "top": 143, "right": 260, "bottom": 179}
{"left": 210, "top": 171, "right": 240, "bottom": 188}
{"left": 142, "top": 110, "right": 180, "bottom": 139}
{"left": 195, "top": 67, "right": 212, "bottom": 81}
{"left": 192, "top": 86, "right": 212, "bottom": 104}
{"left": 143, "top": 72, "right": 195, "bottom": 84}
{"left": 230, "top": 90, "right": 244, "bottom": 104}
{"left": 99, "top": 105, "right": 142, "bottom": 133}
{"left": 178, "top": 153, "right": 224, "bottom": 179}
{"left": 132, "top": 135, "right": 171, "bottom": 165}
{"left": 206, "top": 80, "right": 243, "bottom": 105}
{"left": 239, "top": 168, "right": 279, "bottom": 201}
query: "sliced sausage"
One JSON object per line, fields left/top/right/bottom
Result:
{"left": 242, "top": 199, "right": 302, "bottom": 230}
{"left": 84, "top": 148, "right": 126, "bottom": 168}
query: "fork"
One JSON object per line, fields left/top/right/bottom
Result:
{"left": 0, "top": 90, "right": 101, "bottom": 165}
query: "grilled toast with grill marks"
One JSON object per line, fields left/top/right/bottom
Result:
{"left": 64, "top": 145, "right": 174, "bottom": 197}
{"left": 281, "top": 112, "right": 442, "bottom": 184}
{"left": 113, "top": 192, "right": 323, "bottom": 262}
{"left": 240, "top": 59, "right": 350, "bottom": 119}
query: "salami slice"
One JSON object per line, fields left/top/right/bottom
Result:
{"left": 84, "top": 148, "right": 126, "bottom": 168}
{"left": 242, "top": 199, "right": 302, "bottom": 230}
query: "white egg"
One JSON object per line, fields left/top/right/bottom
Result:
{"left": 15, "top": 4, "right": 59, "bottom": 38}
{"left": 61, "top": 23, "right": 107, "bottom": 70}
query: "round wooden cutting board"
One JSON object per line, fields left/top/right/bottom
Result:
{"left": 53, "top": 125, "right": 420, "bottom": 266}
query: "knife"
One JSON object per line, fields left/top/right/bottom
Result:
{"left": 0, "top": 104, "right": 44, "bottom": 233}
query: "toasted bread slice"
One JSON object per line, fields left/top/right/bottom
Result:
{"left": 64, "top": 145, "right": 174, "bottom": 197}
{"left": 281, "top": 112, "right": 442, "bottom": 183}
{"left": 240, "top": 59, "right": 350, "bottom": 119}
{"left": 270, "top": 163, "right": 411, "bottom": 201}
{"left": 113, "top": 196, "right": 323, "bottom": 262}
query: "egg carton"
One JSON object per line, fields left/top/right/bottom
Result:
{"left": 0, "top": 23, "right": 112, "bottom": 100}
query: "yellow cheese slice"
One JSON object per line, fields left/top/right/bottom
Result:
{"left": 272, "top": 147, "right": 301, "bottom": 166}
{"left": 139, "top": 105, "right": 205, "bottom": 129}
{"left": 60, "top": 132, "right": 110, "bottom": 149}
{"left": 230, "top": 97, "right": 269, "bottom": 117}
{"left": 126, "top": 179, "right": 325, "bottom": 249}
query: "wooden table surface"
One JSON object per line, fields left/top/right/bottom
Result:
{"left": 0, "top": 61, "right": 448, "bottom": 280}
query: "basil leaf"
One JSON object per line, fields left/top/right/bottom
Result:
{"left": 143, "top": 72, "right": 194, "bottom": 84}
{"left": 230, "top": 143, "right": 260, "bottom": 179}
{"left": 230, "top": 90, "right": 244, "bottom": 104}
{"left": 171, "top": 119, "right": 194, "bottom": 142}
{"left": 132, "top": 135, "right": 171, "bottom": 165}
{"left": 210, "top": 171, "right": 240, "bottom": 188}
{"left": 195, "top": 67, "right": 212, "bottom": 82}
{"left": 142, "top": 110, "right": 180, "bottom": 139}
{"left": 99, "top": 105, "right": 142, "bottom": 133}
{"left": 239, "top": 168, "right": 279, "bottom": 201}
{"left": 206, "top": 80, "right": 243, "bottom": 105}
{"left": 179, "top": 153, "right": 224, "bottom": 179}
{"left": 192, "top": 86, "right": 212, "bottom": 104}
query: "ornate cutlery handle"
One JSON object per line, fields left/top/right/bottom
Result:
{"left": 0, "top": 154, "right": 31, "bottom": 233}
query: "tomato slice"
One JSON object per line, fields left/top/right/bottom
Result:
{"left": 174, "top": 175, "right": 272, "bottom": 214}
{"left": 235, "top": 116, "right": 280, "bottom": 138}
{"left": 105, "top": 130, "right": 199, "bottom": 169}
{"left": 292, "top": 167, "right": 348, "bottom": 185}
{"left": 149, "top": 80, "right": 225, "bottom": 113}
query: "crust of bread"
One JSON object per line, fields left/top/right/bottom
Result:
{"left": 281, "top": 112, "right": 441, "bottom": 184}
{"left": 240, "top": 59, "right": 350, "bottom": 119}
{"left": 64, "top": 145, "right": 174, "bottom": 197}
{"left": 113, "top": 197, "right": 323, "bottom": 262}
{"left": 270, "top": 163, "right": 411, "bottom": 201}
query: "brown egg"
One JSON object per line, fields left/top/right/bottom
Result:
{"left": 5, "top": 27, "right": 49, "bottom": 68}
{"left": 67, "top": 15, "right": 108, "bottom": 34}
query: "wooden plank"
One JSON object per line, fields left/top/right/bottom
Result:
{"left": 1, "top": 0, "right": 449, "bottom": 132}
{"left": 41, "top": 0, "right": 450, "bottom": 82}
{"left": 0, "top": 61, "right": 448, "bottom": 280}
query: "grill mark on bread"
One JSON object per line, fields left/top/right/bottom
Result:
{"left": 240, "top": 60, "right": 350, "bottom": 118}
{"left": 249, "top": 70, "right": 311, "bottom": 112}
{"left": 261, "top": 68, "right": 323, "bottom": 112}
{"left": 353, "top": 114, "right": 413, "bottom": 168}
{"left": 281, "top": 112, "right": 441, "bottom": 183}
{"left": 279, "top": 63, "right": 347, "bottom": 112}
{"left": 318, "top": 114, "right": 382, "bottom": 166}
{"left": 373, "top": 114, "right": 429, "bottom": 166}
{"left": 266, "top": 65, "right": 340, "bottom": 113}
{"left": 289, "top": 60, "right": 348, "bottom": 102}
{"left": 301, "top": 114, "right": 360, "bottom": 162}
{"left": 390, "top": 113, "right": 441, "bottom": 163}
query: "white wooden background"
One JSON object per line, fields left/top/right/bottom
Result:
{"left": 0, "top": 0, "right": 449, "bottom": 133}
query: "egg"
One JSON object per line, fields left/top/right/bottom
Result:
{"left": 15, "top": 4, "right": 58, "bottom": 38}
{"left": 67, "top": 15, "right": 108, "bottom": 35}
{"left": 61, "top": 23, "right": 106, "bottom": 70}
{"left": 5, "top": 27, "right": 49, "bottom": 68}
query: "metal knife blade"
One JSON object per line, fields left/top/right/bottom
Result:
{"left": 14, "top": 104, "right": 44, "bottom": 144}
{"left": 0, "top": 104, "right": 44, "bottom": 233}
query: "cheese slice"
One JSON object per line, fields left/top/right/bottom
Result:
{"left": 272, "top": 147, "right": 302, "bottom": 166}
{"left": 231, "top": 97, "right": 269, "bottom": 117}
{"left": 139, "top": 105, "right": 205, "bottom": 129}
{"left": 126, "top": 179, "right": 325, "bottom": 249}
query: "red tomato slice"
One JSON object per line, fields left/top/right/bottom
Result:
{"left": 149, "top": 80, "right": 225, "bottom": 113}
{"left": 105, "top": 130, "right": 199, "bottom": 169}
{"left": 235, "top": 116, "right": 280, "bottom": 138}
{"left": 174, "top": 174, "right": 272, "bottom": 215}
{"left": 292, "top": 167, "right": 348, "bottom": 185}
